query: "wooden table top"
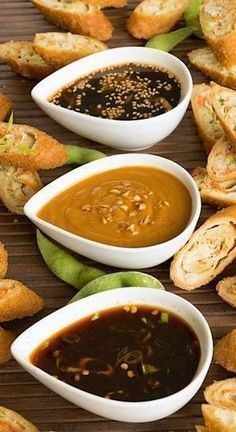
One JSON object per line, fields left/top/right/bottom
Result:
{"left": 0, "top": 1, "right": 235, "bottom": 431}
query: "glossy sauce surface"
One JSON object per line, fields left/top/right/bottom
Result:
{"left": 49, "top": 63, "right": 181, "bottom": 120}
{"left": 38, "top": 166, "right": 192, "bottom": 248}
{"left": 31, "top": 305, "right": 200, "bottom": 402}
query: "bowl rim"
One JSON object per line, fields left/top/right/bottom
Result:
{"left": 24, "top": 153, "right": 201, "bottom": 253}
{"left": 31, "top": 46, "right": 193, "bottom": 125}
{"left": 11, "top": 287, "right": 213, "bottom": 408}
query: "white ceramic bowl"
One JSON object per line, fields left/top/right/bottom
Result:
{"left": 11, "top": 288, "right": 213, "bottom": 423}
{"left": 31, "top": 47, "right": 192, "bottom": 151}
{"left": 24, "top": 153, "right": 201, "bottom": 269}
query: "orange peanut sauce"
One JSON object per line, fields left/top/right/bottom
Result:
{"left": 38, "top": 166, "right": 192, "bottom": 248}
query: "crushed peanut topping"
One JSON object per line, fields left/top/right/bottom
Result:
{"left": 38, "top": 166, "right": 192, "bottom": 248}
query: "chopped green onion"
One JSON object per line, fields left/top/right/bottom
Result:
{"left": 0, "top": 111, "right": 13, "bottom": 145}
{"left": 226, "top": 154, "right": 236, "bottom": 166}
{"left": 141, "top": 363, "right": 159, "bottom": 375}
{"left": 160, "top": 312, "right": 169, "bottom": 323}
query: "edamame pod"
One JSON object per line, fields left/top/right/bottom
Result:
{"left": 37, "top": 230, "right": 105, "bottom": 290}
{"left": 184, "top": 0, "right": 204, "bottom": 39}
{"left": 146, "top": 27, "right": 193, "bottom": 52}
{"left": 65, "top": 145, "right": 106, "bottom": 165}
{"left": 69, "top": 272, "right": 164, "bottom": 303}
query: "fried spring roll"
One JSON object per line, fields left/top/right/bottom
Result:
{"left": 214, "top": 329, "right": 236, "bottom": 373}
{"left": 204, "top": 378, "right": 236, "bottom": 410}
{"left": 0, "top": 406, "right": 39, "bottom": 432}
{"left": 0, "top": 166, "right": 42, "bottom": 214}
{"left": 0, "top": 328, "right": 15, "bottom": 365}
{"left": 0, "top": 242, "right": 8, "bottom": 279}
{"left": 207, "top": 137, "right": 236, "bottom": 182}
{"left": 0, "top": 279, "right": 44, "bottom": 322}
{"left": 216, "top": 276, "right": 236, "bottom": 308}
{"left": 192, "top": 167, "right": 236, "bottom": 207}
{"left": 170, "top": 206, "right": 236, "bottom": 290}
{"left": 191, "top": 84, "right": 225, "bottom": 154}
{"left": 0, "top": 122, "right": 67, "bottom": 170}
{"left": 0, "top": 94, "right": 12, "bottom": 122}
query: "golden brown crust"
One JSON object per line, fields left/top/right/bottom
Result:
{"left": 191, "top": 84, "right": 225, "bottom": 154}
{"left": 0, "top": 406, "right": 39, "bottom": 432}
{"left": 0, "top": 279, "right": 44, "bottom": 322}
{"left": 0, "top": 41, "right": 53, "bottom": 80}
{"left": 214, "top": 329, "right": 236, "bottom": 373}
{"left": 0, "top": 328, "right": 15, "bottom": 365}
{"left": 127, "top": 0, "right": 190, "bottom": 40}
{"left": 32, "top": 0, "right": 113, "bottom": 41}
{"left": 0, "top": 123, "right": 68, "bottom": 170}
{"left": 200, "top": 0, "right": 236, "bottom": 68}
{"left": 33, "top": 32, "right": 107, "bottom": 69}
{"left": 210, "top": 82, "right": 236, "bottom": 145}
{"left": 0, "top": 242, "right": 8, "bottom": 279}
{"left": 202, "top": 404, "right": 236, "bottom": 432}
{"left": 192, "top": 167, "right": 236, "bottom": 208}
{"left": 204, "top": 378, "right": 236, "bottom": 410}
{"left": 85, "top": 0, "right": 127, "bottom": 7}
{"left": 188, "top": 48, "right": 236, "bottom": 91}
{"left": 209, "top": 33, "right": 236, "bottom": 69}
{"left": 207, "top": 137, "right": 236, "bottom": 182}
{"left": 0, "top": 166, "right": 43, "bottom": 215}
{"left": 0, "top": 94, "right": 12, "bottom": 122}
{"left": 170, "top": 205, "right": 236, "bottom": 290}
{"left": 216, "top": 276, "right": 236, "bottom": 308}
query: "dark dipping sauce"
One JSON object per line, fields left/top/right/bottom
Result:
{"left": 31, "top": 305, "right": 200, "bottom": 402}
{"left": 49, "top": 63, "right": 181, "bottom": 120}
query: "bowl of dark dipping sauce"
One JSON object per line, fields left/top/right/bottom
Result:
{"left": 12, "top": 288, "right": 213, "bottom": 422}
{"left": 31, "top": 47, "right": 192, "bottom": 150}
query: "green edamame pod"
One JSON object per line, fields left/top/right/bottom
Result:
{"left": 37, "top": 230, "right": 105, "bottom": 290}
{"left": 65, "top": 145, "right": 106, "bottom": 165}
{"left": 146, "top": 27, "right": 193, "bottom": 52}
{"left": 69, "top": 272, "right": 164, "bottom": 303}
{"left": 184, "top": 0, "right": 204, "bottom": 39}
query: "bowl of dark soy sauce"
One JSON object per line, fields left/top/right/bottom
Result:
{"left": 31, "top": 47, "right": 192, "bottom": 151}
{"left": 12, "top": 288, "right": 212, "bottom": 422}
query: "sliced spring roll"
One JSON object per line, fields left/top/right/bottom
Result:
{"left": 202, "top": 404, "right": 236, "bottom": 432}
{"left": 0, "top": 406, "right": 38, "bottom": 432}
{"left": 211, "top": 82, "right": 236, "bottom": 145}
{"left": 216, "top": 276, "right": 236, "bottom": 308}
{"left": 0, "top": 279, "right": 44, "bottom": 322}
{"left": 191, "top": 83, "right": 225, "bottom": 154}
{"left": 0, "top": 166, "right": 42, "bottom": 215}
{"left": 188, "top": 47, "right": 236, "bottom": 91}
{"left": 170, "top": 205, "right": 236, "bottom": 290}
{"left": 0, "top": 41, "right": 54, "bottom": 80}
{"left": 31, "top": 0, "right": 113, "bottom": 41}
{"left": 33, "top": 32, "right": 107, "bottom": 69}
{"left": 207, "top": 137, "right": 236, "bottom": 181}
{"left": 204, "top": 378, "right": 236, "bottom": 410}
{"left": 127, "top": 0, "right": 190, "bottom": 40}
{"left": 192, "top": 167, "right": 236, "bottom": 207}
{"left": 0, "top": 122, "right": 67, "bottom": 170}
{"left": 214, "top": 329, "right": 236, "bottom": 373}
{"left": 200, "top": 0, "right": 236, "bottom": 68}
